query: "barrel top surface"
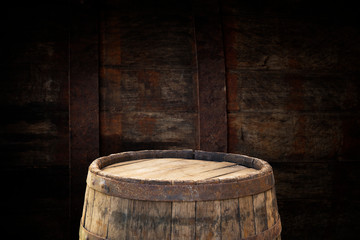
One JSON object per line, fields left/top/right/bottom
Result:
{"left": 87, "top": 150, "right": 275, "bottom": 201}
{"left": 101, "top": 158, "right": 259, "bottom": 181}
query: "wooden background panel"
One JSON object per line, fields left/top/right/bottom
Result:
{"left": 99, "top": 2, "right": 199, "bottom": 155}
{"left": 101, "top": 111, "right": 198, "bottom": 155}
{"left": 229, "top": 112, "right": 346, "bottom": 162}
{"left": 222, "top": 1, "right": 360, "bottom": 239}
{"left": 100, "top": 68, "right": 197, "bottom": 112}
{"left": 272, "top": 162, "right": 335, "bottom": 200}
{"left": 0, "top": 1, "right": 359, "bottom": 239}
{"left": 0, "top": 37, "right": 69, "bottom": 168}
{"left": 195, "top": 13, "right": 227, "bottom": 152}
{"left": 227, "top": 71, "right": 360, "bottom": 113}
{"left": 101, "top": 11, "right": 196, "bottom": 69}
{"left": 223, "top": 15, "right": 283, "bottom": 71}
{"left": 227, "top": 71, "right": 290, "bottom": 112}
{"left": 223, "top": 14, "right": 357, "bottom": 72}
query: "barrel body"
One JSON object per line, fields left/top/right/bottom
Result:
{"left": 79, "top": 150, "right": 281, "bottom": 240}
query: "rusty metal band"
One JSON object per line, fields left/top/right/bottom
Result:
{"left": 244, "top": 217, "right": 282, "bottom": 240}
{"left": 86, "top": 171, "right": 274, "bottom": 201}
{"left": 79, "top": 225, "right": 104, "bottom": 240}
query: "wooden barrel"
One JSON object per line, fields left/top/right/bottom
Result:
{"left": 79, "top": 150, "right": 281, "bottom": 240}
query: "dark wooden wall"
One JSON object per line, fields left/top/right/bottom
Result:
{"left": 1, "top": 0, "right": 359, "bottom": 239}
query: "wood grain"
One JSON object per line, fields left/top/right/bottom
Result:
{"left": 196, "top": 201, "right": 221, "bottom": 240}
{"left": 239, "top": 195, "right": 256, "bottom": 238}
{"left": 107, "top": 197, "right": 130, "bottom": 239}
{"left": 195, "top": 9, "right": 227, "bottom": 152}
{"left": 127, "top": 200, "right": 172, "bottom": 239}
{"left": 253, "top": 192, "right": 268, "bottom": 234}
{"left": 171, "top": 202, "right": 196, "bottom": 239}
{"left": 221, "top": 199, "right": 241, "bottom": 239}
{"left": 265, "top": 189, "right": 276, "bottom": 228}
{"left": 89, "top": 190, "right": 111, "bottom": 237}
{"left": 99, "top": 5, "right": 199, "bottom": 154}
{"left": 83, "top": 188, "right": 95, "bottom": 231}
{"left": 101, "top": 158, "right": 256, "bottom": 181}
{"left": 80, "top": 150, "right": 281, "bottom": 239}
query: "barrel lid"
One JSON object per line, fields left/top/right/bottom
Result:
{"left": 101, "top": 158, "right": 259, "bottom": 182}
{"left": 87, "top": 150, "right": 275, "bottom": 201}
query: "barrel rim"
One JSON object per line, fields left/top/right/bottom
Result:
{"left": 88, "top": 149, "right": 273, "bottom": 185}
{"left": 86, "top": 150, "right": 275, "bottom": 201}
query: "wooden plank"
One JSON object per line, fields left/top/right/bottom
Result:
{"left": 101, "top": 13, "right": 196, "bottom": 69}
{"left": 194, "top": 0, "right": 227, "bottom": 152}
{"left": 204, "top": 165, "right": 248, "bottom": 179}
{"left": 171, "top": 202, "right": 196, "bottom": 239}
{"left": 142, "top": 164, "right": 248, "bottom": 181}
{"left": 100, "top": 68, "right": 198, "bottom": 113}
{"left": 221, "top": 199, "right": 241, "bottom": 239}
{"left": 101, "top": 159, "right": 152, "bottom": 170}
{"left": 102, "top": 158, "right": 171, "bottom": 174}
{"left": 253, "top": 192, "right": 268, "bottom": 234}
{"left": 196, "top": 200, "right": 221, "bottom": 240}
{"left": 107, "top": 197, "right": 130, "bottom": 239}
{"left": 100, "top": 111, "right": 198, "bottom": 155}
{"left": 89, "top": 190, "right": 111, "bottom": 237}
{"left": 265, "top": 189, "right": 276, "bottom": 228}
{"left": 99, "top": 7, "right": 199, "bottom": 155}
{"left": 239, "top": 195, "right": 256, "bottom": 238}
{"left": 128, "top": 159, "right": 198, "bottom": 180}
{"left": 69, "top": 0, "right": 99, "bottom": 237}
{"left": 272, "top": 162, "right": 334, "bottom": 199}
{"left": 84, "top": 188, "right": 95, "bottom": 231}
{"left": 80, "top": 186, "right": 89, "bottom": 227}
{"left": 102, "top": 158, "right": 255, "bottom": 181}
{"left": 121, "top": 160, "right": 235, "bottom": 180}
{"left": 136, "top": 160, "right": 215, "bottom": 181}
{"left": 216, "top": 168, "right": 258, "bottom": 180}
{"left": 126, "top": 200, "right": 172, "bottom": 239}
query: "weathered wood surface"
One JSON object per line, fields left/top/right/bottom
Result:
{"left": 101, "top": 158, "right": 256, "bottom": 181}
{"left": 81, "top": 187, "right": 281, "bottom": 240}
{"left": 171, "top": 201, "right": 196, "bottom": 239}
{"left": 100, "top": 8, "right": 199, "bottom": 155}
{"left": 194, "top": 1, "right": 227, "bottom": 152}
{"left": 2, "top": 0, "right": 360, "bottom": 239}
{"left": 222, "top": 2, "right": 360, "bottom": 240}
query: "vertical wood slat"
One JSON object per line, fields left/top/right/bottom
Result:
{"left": 107, "top": 197, "right": 130, "bottom": 239}
{"left": 239, "top": 195, "right": 256, "bottom": 238}
{"left": 172, "top": 202, "right": 196, "bottom": 239}
{"left": 127, "top": 200, "right": 172, "bottom": 239}
{"left": 84, "top": 188, "right": 95, "bottom": 231}
{"left": 265, "top": 188, "right": 276, "bottom": 228}
{"left": 80, "top": 186, "right": 89, "bottom": 227}
{"left": 253, "top": 192, "right": 268, "bottom": 234}
{"left": 221, "top": 199, "right": 241, "bottom": 239}
{"left": 194, "top": 0, "right": 227, "bottom": 152}
{"left": 90, "top": 191, "right": 111, "bottom": 237}
{"left": 69, "top": 0, "right": 99, "bottom": 237}
{"left": 196, "top": 200, "right": 221, "bottom": 240}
